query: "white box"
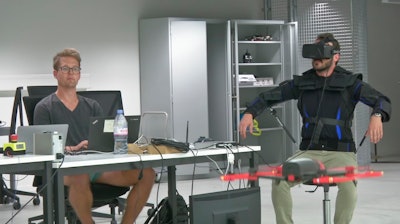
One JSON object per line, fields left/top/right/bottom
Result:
{"left": 254, "top": 77, "right": 274, "bottom": 86}
{"left": 238, "top": 74, "right": 256, "bottom": 86}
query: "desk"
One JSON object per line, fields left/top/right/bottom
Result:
{"left": 0, "top": 154, "right": 55, "bottom": 224}
{"left": 53, "top": 146, "right": 260, "bottom": 224}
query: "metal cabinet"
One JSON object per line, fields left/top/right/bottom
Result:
{"left": 231, "top": 20, "right": 298, "bottom": 163}
{"left": 139, "top": 18, "right": 209, "bottom": 143}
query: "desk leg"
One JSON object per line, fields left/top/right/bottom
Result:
{"left": 43, "top": 161, "right": 53, "bottom": 224}
{"left": 54, "top": 172, "right": 65, "bottom": 224}
{"left": 167, "top": 166, "right": 177, "bottom": 224}
{"left": 0, "top": 174, "right": 4, "bottom": 204}
{"left": 249, "top": 151, "right": 259, "bottom": 187}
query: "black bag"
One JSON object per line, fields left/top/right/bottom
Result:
{"left": 145, "top": 193, "right": 189, "bottom": 224}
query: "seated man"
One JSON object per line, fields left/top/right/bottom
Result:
{"left": 239, "top": 33, "right": 391, "bottom": 224}
{"left": 34, "top": 48, "right": 155, "bottom": 224}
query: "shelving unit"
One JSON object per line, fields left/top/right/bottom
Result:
{"left": 231, "top": 20, "right": 298, "bottom": 163}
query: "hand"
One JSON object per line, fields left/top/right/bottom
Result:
{"left": 65, "top": 140, "right": 88, "bottom": 152}
{"left": 239, "top": 113, "right": 253, "bottom": 139}
{"left": 366, "top": 116, "right": 383, "bottom": 144}
{"left": 77, "top": 140, "right": 88, "bottom": 150}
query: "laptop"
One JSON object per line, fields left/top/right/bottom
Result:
{"left": 87, "top": 115, "right": 141, "bottom": 152}
{"left": 17, "top": 124, "right": 69, "bottom": 154}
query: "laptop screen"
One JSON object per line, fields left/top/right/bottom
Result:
{"left": 87, "top": 115, "right": 141, "bottom": 152}
{"left": 17, "top": 124, "right": 69, "bottom": 154}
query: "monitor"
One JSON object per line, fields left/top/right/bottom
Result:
{"left": 189, "top": 187, "right": 261, "bottom": 224}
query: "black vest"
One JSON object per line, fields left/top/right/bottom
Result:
{"left": 293, "top": 67, "right": 362, "bottom": 152}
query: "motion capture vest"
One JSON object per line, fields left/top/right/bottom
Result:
{"left": 293, "top": 67, "right": 362, "bottom": 152}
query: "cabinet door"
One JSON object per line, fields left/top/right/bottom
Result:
{"left": 139, "top": 19, "right": 209, "bottom": 142}
{"left": 170, "top": 21, "right": 208, "bottom": 142}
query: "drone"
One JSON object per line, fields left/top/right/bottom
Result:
{"left": 220, "top": 158, "right": 383, "bottom": 184}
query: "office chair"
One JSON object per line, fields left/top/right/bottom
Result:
{"left": 23, "top": 90, "right": 130, "bottom": 224}
{"left": 137, "top": 111, "right": 169, "bottom": 145}
{"left": 0, "top": 87, "right": 40, "bottom": 210}
{"left": 27, "top": 85, "right": 57, "bottom": 96}
{"left": 303, "top": 181, "right": 337, "bottom": 224}
{"left": 77, "top": 90, "right": 124, "bottom": 117}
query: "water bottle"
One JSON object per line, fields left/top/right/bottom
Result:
{"left": 113, "top": 109, "right": 128, "bottom": 154}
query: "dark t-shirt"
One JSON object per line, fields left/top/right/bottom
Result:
{"left": 33, "top": 93, "right": 103, "bottom": 147}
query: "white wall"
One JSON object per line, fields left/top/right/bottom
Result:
{"left": 0, "top": 0, "right": 264, "bottom": 123}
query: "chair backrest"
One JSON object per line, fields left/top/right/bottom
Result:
{"left": 137, "top": 111, "right": 170, "bottom": 144}
{"left": 27, "top": 86, "right": 57, "bottom": 96}
{"left": 77, "top": 91, "right": 123, "bottom": 117}
{"left": 23, "top": 96, "right": 46, "bottom": 125}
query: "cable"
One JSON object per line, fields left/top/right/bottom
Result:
{"left": 188, "top": 148, "right": 197, "bottom": 197}
{"left": 150, "top": 143, "right": 165, "bottom": 224}
{"left": 2, "top": 174, "right": 30, "bottom": 182}
{"left": 355, "top": 130, "right": 368, "bottom": 153}
{"left": 205, "top": 155, "right": 224, "bottom": 175}
{"left": 305, "top": 75, "right": 328, "bottom": 151}
{"left": 4, "top": 156, "right": 65, "bottom": 224}
{"left": 127, "top": 152, "right": 144, "bottom": 224}
{"left": 64, "top": 150, "right": 113, "bottom": 155}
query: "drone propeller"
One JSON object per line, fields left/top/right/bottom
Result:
{"left": 220, "top": 166, "right": 283, "bottom": 181}
{"left": 313, "top": 170, "right": 384, "bottom": 184}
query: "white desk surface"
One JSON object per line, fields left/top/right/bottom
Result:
{"left": 55, "top": 146, "right": 261, "bottom": 168}
{"left": 0, "top": 154, "right": 55, "bottom": 166}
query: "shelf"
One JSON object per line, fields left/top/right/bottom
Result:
{"left": 238, "top": 41, "right": 281, "bottom": 44}
{"left": 238, "top": 85, "right": 279, "bottom": 89}
{"left": 234, "top": 19, "right": 285, "bottom": 26}
{"left": 238, "top": 105, "right": 283, "bottom": 111}
{"left": 231, "top": 20, "right": 297, "bottom": 163}
{"left": 238, "top": 63, "right": 282, "bottom": 66}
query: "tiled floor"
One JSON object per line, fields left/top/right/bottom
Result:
{"left": 1, "top": 162, "right": 399, "bottom": 224}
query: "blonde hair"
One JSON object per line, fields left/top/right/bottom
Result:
{"left": 53, "top": 48, "right": 81, "bottom": 70}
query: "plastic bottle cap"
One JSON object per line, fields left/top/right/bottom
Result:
{"left": 117, "top": 109, "right": 124, "bottom": 114}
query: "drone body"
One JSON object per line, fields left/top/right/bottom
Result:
{"left": 221, "top": 158, "right": 383, "bottom": 184}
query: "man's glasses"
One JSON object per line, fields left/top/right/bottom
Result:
{"left": 58, "top": 66, "right": 81, "bottom": 74}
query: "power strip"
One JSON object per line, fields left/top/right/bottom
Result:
{"left": 216, "top": 142, "right": 239, "bottom": 148}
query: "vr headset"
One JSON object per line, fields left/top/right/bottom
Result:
{"left": 302, "top": 38, "right": 340, "bottom": 59}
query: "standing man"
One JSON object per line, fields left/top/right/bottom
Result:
{"left": 34, "top": 48, "right": 155, "bottom": 224}
{"left": 239, "top": 33, "right": 391, "bottom": 224}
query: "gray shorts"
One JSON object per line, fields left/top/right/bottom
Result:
{"left": 89, "top": 172, "right": 102, "bottom": 182}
